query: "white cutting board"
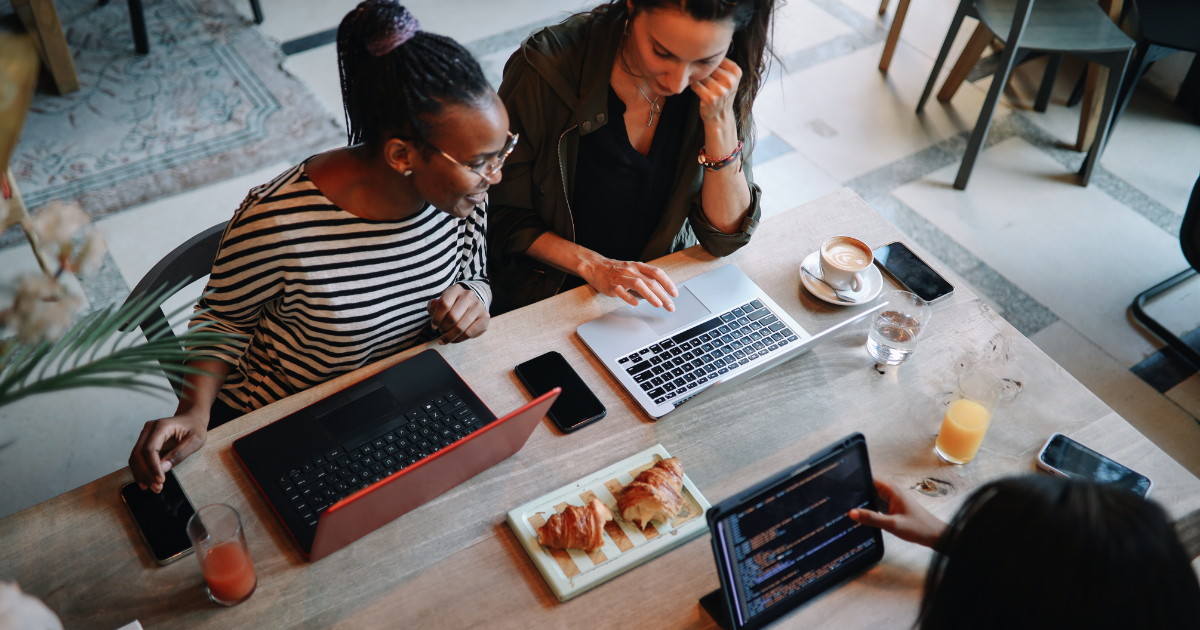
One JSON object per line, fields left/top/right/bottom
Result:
{"left": 506, "top": 444, "right": 711, "bottom": 602}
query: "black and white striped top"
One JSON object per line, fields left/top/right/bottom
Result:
{"left": 192, "top": 161, "right": 490, "bottom": 412}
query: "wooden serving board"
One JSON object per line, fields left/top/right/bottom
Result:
{"left": 506, "top": 444, "right": 712, "bottom": 602}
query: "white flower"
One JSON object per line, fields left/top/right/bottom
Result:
{"left": 29, "top": 201, "right": 90, "bottom": 258}
{"left": 0, "top": 274, "right": 81, "bottom": 343}
{"left": 69, "top": 228, "right": 107, "bottom": 276}
{"left": 0, "top": 581, "right": 63, "bottom": 630}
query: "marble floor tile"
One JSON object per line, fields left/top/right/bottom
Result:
{"left": 250, "top": 0, "right": 589, "bottom": 46}
{"left": 0, "top": 384, "right": 177, "bottom": 520}
{"left": 1030, "top": 320, "right": 1200, "bottom": 478}
{"left": 1167, "top": 374, "right": 1200, "bottom": 422}
{"left": 283, "top": 44, "right": 344, "bottom": 121}
{"left": 754, "top": 41, "right": 1000, "bottom": 182}
{"left": 893, "top": 136, "right": 1184, "bottom": 367}
{"left": 773, "top": 0, "right": 855, "bottom": 58}
{"left": 980, "top": 54, "right": 1200, "bottom": 218}
{"left": 754, "top": 152, "right": 844, "bottom": 219}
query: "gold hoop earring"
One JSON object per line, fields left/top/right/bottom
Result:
{"left": 623, "top": 18, "right": 629, "bottom": 37}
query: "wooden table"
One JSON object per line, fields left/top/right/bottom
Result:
{"left": 3, "top": 189, "right": 1198, "bottom": 629}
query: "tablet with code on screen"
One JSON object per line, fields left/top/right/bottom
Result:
{"left": 702, "top": 433, "right": 885, "bottom": 630}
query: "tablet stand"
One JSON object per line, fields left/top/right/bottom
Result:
{"left": 699, "top": 588, "right": 733, "bottom": 630}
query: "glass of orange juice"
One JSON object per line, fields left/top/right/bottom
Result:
{"left": 187, "top": 504, "right": 257, "bottom": 606}
{"left": 935, "top": 370, "right": 1003, "bottom": 464}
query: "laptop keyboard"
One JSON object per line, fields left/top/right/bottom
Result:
{"left": 274, "top": 390, "right": 486, "bottom": 530}
{"left": 618, "top": 300, "right": 799, "bottom": 405}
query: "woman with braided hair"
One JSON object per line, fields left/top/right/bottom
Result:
{"left": 129, "top": 1, "right": 514, "bottom": 493}
{"left": 487, "top": 0, "right": 777, "bottom": 314}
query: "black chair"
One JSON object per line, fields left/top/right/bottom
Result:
{"left": 918, "top": 0, "right": 1136, "bottom": 189}
{"left": 1131, "top": 175, "right": 1200, "bottom": 369}
{"left": 1063, "top": 1, "right": 1200, "bottom": 126}
{"left": 99, "top": 0, "right": 264, "bottom": 55}
{"left": 117, "top": 222, "right": 228, "bottom": 396}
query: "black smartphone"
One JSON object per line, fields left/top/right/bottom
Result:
{"left": 872, "top": 241, "right": 954, "bottom": 303}
{"left": 1036, "top": 433, "right": 1153, "bottom": 497}
{"left": 120, "top": 470, "right": 196, "bottom": 565}
{"left": 514, "top": 351, "right": 606, "bottom": 433}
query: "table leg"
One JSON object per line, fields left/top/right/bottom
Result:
{"left": 937, "top": 23, "right": 992, "bottom": 102}
{"left": 11, "top": 0, "right": 80, "bottom": 95}
{"left": 878, "top": 0, "right": 910, "bottom": 73}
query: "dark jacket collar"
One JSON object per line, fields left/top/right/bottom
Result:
{"left": 519, "top": 12, "right": 623, "bottom": 135}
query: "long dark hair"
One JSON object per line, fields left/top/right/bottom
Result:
{"left": 336, "top": 1, "right": 491, "bottom": 149}
{"left": 594, "top": 0, "right": 775, "bottom": 149}
{"left": 919, "top": 476, "right": 1200, "bottom": 629}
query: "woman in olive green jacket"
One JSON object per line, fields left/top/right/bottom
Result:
{"left": 487, "top": 0, "right": 776, "bottom": 315}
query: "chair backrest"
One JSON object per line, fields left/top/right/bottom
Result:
{"left": 1131, "top": 0, "right": 1200, "bottom": 52}
{"left": 118, "top": 221, "right": 228, "bottom": 396}
{"left": 1182, "top": 174, "right": 1200, "bottom": 272}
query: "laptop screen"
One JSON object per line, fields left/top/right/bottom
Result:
{"left": 712, "top": 438, "right": 883, "bottom": 629}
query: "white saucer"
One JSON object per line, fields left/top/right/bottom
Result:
{"left": 799, "top": 251, "right": 884, "bottom": 306}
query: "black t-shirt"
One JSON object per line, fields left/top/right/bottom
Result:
{"left": 563, "top": 86, "right": 690, "bottom": 291}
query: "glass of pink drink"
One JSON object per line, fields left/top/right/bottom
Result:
{"left": 187, "top": 504, "right": 257, "bottom": 606}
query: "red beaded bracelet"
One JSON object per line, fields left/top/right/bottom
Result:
{"left": 698, "top": 141, "right": 744, "bottom": 172}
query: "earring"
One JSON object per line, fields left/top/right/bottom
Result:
{"left": 623, "top": 18, "right": 629, "bottom": 37}
{"left": 403, "top": 170, "right": 413, "bottom": 176}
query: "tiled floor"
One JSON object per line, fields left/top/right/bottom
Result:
{"left": 3, "top": 0, "right": 1199, "bottom": 519}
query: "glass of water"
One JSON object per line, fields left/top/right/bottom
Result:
{"left": 866, "top": 290, "right": 931, "bottom": 365}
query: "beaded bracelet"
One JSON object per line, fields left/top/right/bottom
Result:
{"left": 698, "top": 141, "right": 744, "bottom": 172}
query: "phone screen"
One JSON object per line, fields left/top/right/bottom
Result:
{"left": 121, "top": 470, "right": 196, "bottom": 564}
{"left": 1040, "top": 435, "right": 1152, "bottom": 497}
{"left": 515, "top": 351, "right": 606, "bottom": 433}
{"left": 873, "top": 242, "right": 954, "bottom": 303}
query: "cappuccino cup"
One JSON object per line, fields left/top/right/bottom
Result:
{"left": 819, "top": 236, "right": 873, "bottom": 292}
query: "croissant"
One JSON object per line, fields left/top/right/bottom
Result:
{"left": 617, "top": 457, "right": 685, "bottom": 529}
{"left": 537, "top": 498, "right": 613, "bottom": 552}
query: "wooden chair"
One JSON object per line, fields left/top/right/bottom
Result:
{"left": 98, "top": 0, "right": 265, "bottom": 55}
{"left": 917, "top": 0, "right": 1135, "bottom": 189}
{"left": 10, "top": 0, "right": 79, "bottom": 94}
{"left": 1131, "top": 175, "right": 1200, "bottom": 371}
{"left": 117, "top": 222, "right": 228, "bottom": 396}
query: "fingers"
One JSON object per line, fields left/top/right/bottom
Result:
{"left": 873, "top": 478, "right": 899, "bottom": 505}
{"left": 639, "top": 263, "right": 679, "bottom": 297}
{"left": 427, "top": 286, "right": 463, "bottom": 332}
{"left": 130, "top": 421, "right": 157, "bottom": 491}
{"left": 849, "top": 508, "right": 896, "bottom": 531}
{"left": 436, "top": 290, "right": 489, "bottom": 344}
{"left": 612, "top": 285, "right": 640, "bottom": 307}
{"left": 159, "top": 431, "right": 205, "bottom": 475}
{"left": 630, "top": 278, "right": 664, "bottom": 309}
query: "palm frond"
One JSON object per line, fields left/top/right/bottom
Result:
{"left": 0, "top": 286, "right": 246, "bottom": 409}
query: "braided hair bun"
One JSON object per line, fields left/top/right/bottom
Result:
{"left": 337, "top": 1, "right": 490, "bottom": 147}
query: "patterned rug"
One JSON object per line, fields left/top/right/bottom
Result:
{"left": 2, "top": 0, "right": 343, "bottom": 247}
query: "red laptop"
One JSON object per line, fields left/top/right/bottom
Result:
{"left": 233, "top": 349, "right": 558, "bottom": 561}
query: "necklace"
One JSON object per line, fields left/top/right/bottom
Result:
{"left": 633, "top": 80, "right": 661, "bottom": 127}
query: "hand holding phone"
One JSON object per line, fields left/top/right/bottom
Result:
{"left": 515, "top": 351, "right": 606, "bottom": 433}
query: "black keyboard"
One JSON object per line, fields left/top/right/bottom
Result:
{"left": 617, "top": 300, "right": 799, "bottom": 405}
{"left": 274, "top": 390, "right": 487, "bottom": 530}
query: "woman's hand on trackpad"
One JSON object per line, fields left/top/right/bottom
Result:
{"left": 577, "top": 252, "right": 679, "bottom": 311}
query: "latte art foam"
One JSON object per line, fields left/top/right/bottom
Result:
{"left": 823, "top": 242, "right": 871, "bottom": 270}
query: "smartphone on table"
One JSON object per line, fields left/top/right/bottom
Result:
{"left": 515, "top": 351, "right": 606, "bottom": 433}
{"left": 872, "top": 241, "right": 955, "bottom": 303}
{"left": 120, "top": 470, "right": 196, "bottom": 564}
{"left": 1036, "top": 433, "right": 1153, "bottom": 498}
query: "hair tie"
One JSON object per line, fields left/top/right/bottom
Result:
{"left": 365, "top": 11, "right": 420, "bottom": 57}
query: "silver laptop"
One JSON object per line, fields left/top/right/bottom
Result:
{"left": 577, "top": 264, "right": 885, "bottom": 418}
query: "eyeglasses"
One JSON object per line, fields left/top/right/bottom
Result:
{"left": 428, "top": 132, "right": 518, "bottom": 181}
